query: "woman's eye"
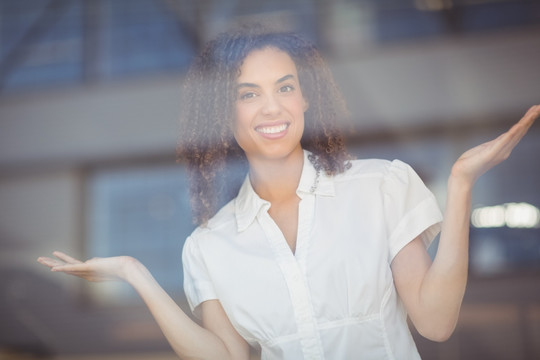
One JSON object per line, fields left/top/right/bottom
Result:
{"left": 239, "top": 92, "right": 257, "bottom": 100}
{"left": 279, "top": 85, "right": 294, "bottom": 93}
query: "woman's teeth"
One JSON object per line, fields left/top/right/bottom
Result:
{"left": 256, "top": 123, "right": 288, "bottom": 134}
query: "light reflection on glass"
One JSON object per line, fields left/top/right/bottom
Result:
{"left": 472, "top": 202, "right": 540, "bottom": 229}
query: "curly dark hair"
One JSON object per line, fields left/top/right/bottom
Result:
{"left": 177, "top": 27, "right": 352, "bottom": 225}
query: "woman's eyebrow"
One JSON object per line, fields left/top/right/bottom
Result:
{"left": 276, "top": 74, "right": 294, "bottom": 84}
{"left": 236, "top": 82, "right": 258, "bottom": 90}
{"left": 236, "top": 74, "right": 296, "bottom": 90}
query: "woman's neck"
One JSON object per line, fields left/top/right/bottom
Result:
{"left": 247, "top": 147, "right": 304, "bottom": 203}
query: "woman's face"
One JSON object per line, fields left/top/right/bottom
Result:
{"left": 233, "top": 47, "right": 308, "bottom": 164}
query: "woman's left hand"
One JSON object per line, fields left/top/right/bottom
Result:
{"left": 451, "top": 105, "right": 539, "bottom": 186}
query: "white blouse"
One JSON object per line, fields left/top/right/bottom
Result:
{"left": 182, "top": 150, "right": 442, "bottom": 360}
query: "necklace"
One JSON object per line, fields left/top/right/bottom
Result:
{"left": 310, "top": 168, "right": 321, "bottom": 193}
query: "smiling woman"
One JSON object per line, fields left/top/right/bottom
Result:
{"left": 37, "top": 25, "right": 539, "bottom": 360}
{"left": 233, "top": 48, "right": 307, "bottom": 170}
{"left": 177, "top": 28, "right": 352, "bottom": 227}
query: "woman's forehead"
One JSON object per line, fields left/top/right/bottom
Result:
{"left": 237, "top": 47, "right": 298, "bottom": 82}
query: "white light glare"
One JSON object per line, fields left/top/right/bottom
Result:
{"left": 471, "top": 203, "right": 540, "bottom": 229}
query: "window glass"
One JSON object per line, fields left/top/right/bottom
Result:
{"left": 87, "top": 163, "right": 194, "bottom": 303}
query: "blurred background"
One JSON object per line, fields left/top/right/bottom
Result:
{"left": 0, "top": 0, "right": 539, "bottom": 359}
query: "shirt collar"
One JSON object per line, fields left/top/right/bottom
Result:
{"left": 235, "top": 150, "right": 335, "bottom": 232}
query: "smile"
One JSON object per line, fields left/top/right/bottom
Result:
{"left": 255, "top": 123, "right": 289, "bottom": 134}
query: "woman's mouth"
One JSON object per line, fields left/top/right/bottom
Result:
{"left": 255, "top": 123, "right": 289, "bottom": 135}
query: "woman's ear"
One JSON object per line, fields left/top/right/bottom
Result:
{"left": 303, "top": 97, "right": 309, "bottom": 112}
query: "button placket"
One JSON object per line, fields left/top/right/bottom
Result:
{"left": 258, "top": 195, "right": 324, "bottom": 359}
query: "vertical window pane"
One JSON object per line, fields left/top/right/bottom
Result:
{"left": 87, "top": 164, "right": 194, "bottom": 303}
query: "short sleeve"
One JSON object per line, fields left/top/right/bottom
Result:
{"left": 382, "top": 160, "right": 443, "bottom": 262}
{"left": 182, "top": 235, "right": 217, "bottom": 318}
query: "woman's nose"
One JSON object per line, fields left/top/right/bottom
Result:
{"left": 261, "top": 94, "right": 281, "bottom": 116}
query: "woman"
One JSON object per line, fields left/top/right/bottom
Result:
{"left": 38, "top": 28, "right": 539, "bottom": 359}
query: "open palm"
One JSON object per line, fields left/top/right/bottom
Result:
{"left": 451, "top": 105, "right": 539, "bottom": 184}
{"left": 37, "top": 251, "right": 134, "bottom": 282}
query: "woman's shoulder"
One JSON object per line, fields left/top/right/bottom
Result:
{"left": 338, "top": 158, "right": 400, "bottom": 177}
{"left": 189, "top": 199, "right": 238, "bottom": 239}
{"left": 332, "top": 158, "right": 416, "bottom": 188}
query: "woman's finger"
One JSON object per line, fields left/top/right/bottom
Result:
{"left": 53, "top": 251, "right": 83, "bottom": 265}
{"left": 37, "top": 256, "right": 64, "bottom": 268}
{"left": 503, "top": 107, "right": 537, "bottom": 146}
{"left": 51, "top": 263, "right": 114, "bottom": 282}
{"left": 50, "top": 263, "right": 96, "bottom": 278}
{"left": 509, "top": 105, "right": 539, "bottom": 138}
{"left": 485, "top": 105, "right": 539, "bottom": 159}
{"left": 51, "top": 262, "right": 90, "bottom": 273}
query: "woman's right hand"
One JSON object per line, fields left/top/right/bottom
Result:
{"left": 38, "top": 251, "right": 249, "bottom": 359}
{"left": 37, "top": 251, "right": 136, "bottom": 282}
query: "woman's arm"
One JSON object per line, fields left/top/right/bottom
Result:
{"left": 37, "top": 252, "right": 250, "bottom": 360}
{"left": 391, "top": 105, "right": 539, "bottom": 342}
{"left": 391, "top": 178, "right": 471, "bottom": 342}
